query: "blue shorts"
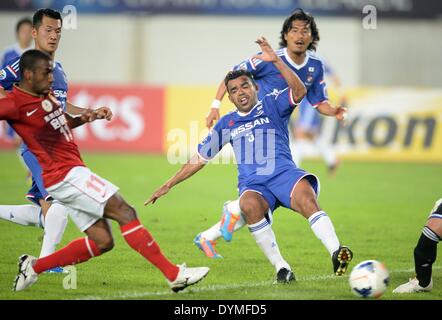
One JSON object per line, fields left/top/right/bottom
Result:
{"left": 21, "top": 150, "right": 51, "bottom": 206}
{"left": 238, "top": 166, "right": 320, "bottom": 213}
{"left": 295, "top": 99, "right": 322, "bottom": 132}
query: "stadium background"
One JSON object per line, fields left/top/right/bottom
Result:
{"left": 0, "top": 0, "right": 441, "bottom": 162}
{"left": 0, "top": 0, "right": 442, "bottom": 301}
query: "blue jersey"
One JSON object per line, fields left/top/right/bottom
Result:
{"left": 198, "top": 88, "right": 298, "bottom": 185}
{"left": 1, "top": 46, "right": 20, "bottom": 68}
{"left": 0, "top": 56, "right": 68, "bottom": 153}
{"left": 233, "top": 48, "right": 328, "bottom": 106}
{"left": 0, "top": 44, "right": 33, "bottom": 69}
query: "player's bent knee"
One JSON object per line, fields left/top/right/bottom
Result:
{"left": 239, "top": 198, "right": 266, "bottom": 223}
{"left": 120, "top": 205, "right": 137, "bottom": 223}
{"left": 295, "top": 195, "right": 319, "bottom": 216}
{"left": 97, "top": 237, "right": 115, "bottom": 253}
{"left": 105, "top": 194, "right": 138, "bottom": 224}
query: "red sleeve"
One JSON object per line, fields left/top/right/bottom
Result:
{"left": 0, "top": 98, "right": 19, "bottom": 121}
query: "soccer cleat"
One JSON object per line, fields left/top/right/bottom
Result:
{"left": 45, "top": 266, "right": 69, "bottom": 274}
{"left": 219, "top": 201, "right": 241, "bottom": 242}
{"left": 193, "top": 234, "right": 222, "bottom": 258}
{"left": 13, "top": 254, "right": 38, "bottom": 291}
{"left": 332, "top": 246, "right": 353, "bottom": 276}
{"left": 393, "top": 278, "right": 433, "bottom": 293}
{"left": 275, "top": 267, "right": 295, "bottom": 284}
{"left": 167, "top": 263, "right": 210, "bottom": 293}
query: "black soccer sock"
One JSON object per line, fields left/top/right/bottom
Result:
{"left": 414, "top": 226, "right": 440, "bottom": 287}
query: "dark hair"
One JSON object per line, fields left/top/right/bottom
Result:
{"left": 19, "top": 49, "right": 51, "bottom": 78}
{"left": 279, "top": 8, "right": 320, "bottom": 51}
{"left": 16, "top": 17, "right": 32, "bottom": 34}
{"left": 33, "top": 8, "right": 63, "bottom": 29}
{"left": 224, "top": 70, "right": 257, "bottom": 90}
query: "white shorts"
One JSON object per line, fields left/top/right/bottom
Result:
{"left": 47, "top": 166, "right": 119, "bottom": 232}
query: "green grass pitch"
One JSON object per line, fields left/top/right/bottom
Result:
{"left": 0, "top": 150, "right": 441, "bottom": 300}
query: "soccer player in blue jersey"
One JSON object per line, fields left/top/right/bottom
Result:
{"left": 290, "top": 61, "right": 345, "bottom": 175}
{"left": 197, "top": 9, "right": 352, "bottom": 276}
{"left": 0, "top": 17, "right": 33, "bottom": 67}
{"left": 146, "top": 36, "right": 350, "bottom": 282}
{"left": 1, "top": 17, "right": 33, "bottom": 160}
{"left": 0, "top": 9, "right": 112, "bottom": 270}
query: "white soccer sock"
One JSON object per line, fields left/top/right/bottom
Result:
{"left": 39, "top": 203, "right": 69, "bottom": 258}
{"left": 308, "top": 211, "right": 340, "bottom": 256}
{"left": 248, "top": 218, "right": 290, "bottom": 272}
{"left": 227, "top": 199, "right": 241, "bottom": 214}
{"left": 0, "top": 204, "right": 42, "bottom": 227}
{"left": 201, "top": 199, "right": 246, "bottom": 241}
{"left": 314, "top": 139, "right": 337, "bottom": 167}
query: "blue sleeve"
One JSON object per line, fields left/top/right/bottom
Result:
{"left": 6, "top": 123, "right": 16, "bottom": 139}
{"left": 263, "top": 87, "right": 297, "bottom": 119}
{"left": 0, "top": 57, "right": 20, "bottom": 91}
{"left": 306, "top": 63, "right": 328, "bottom": 107}
{"left": 197, "top": 117, "right": 230, "bottom": 161}
{"left": 323, "top": 62, "right": 334, "bottom": 77}
{"left": 233, "top": 54, "right": 270, "bottom": 79}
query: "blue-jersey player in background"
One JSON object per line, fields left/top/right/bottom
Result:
{"left": 146, "top": 37, "right": 352, "bottom": 282}
{"left": 290, "top": 60, "right": 346, "bottom": 176}
{"left": 0, "top": 17, "right": 33, "bottom": 67}
{"left": 1, "top": 17, "right": 33, "bottom": 173}
{"left": 197, "top": 10, "right": 351, "bottom": 272}
{"left": 0, "top": 9, "right": 112, "bottom": 271}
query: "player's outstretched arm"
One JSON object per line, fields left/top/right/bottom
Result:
{"left": 66, "top": 101, "right": 113, "bottom": 121}
{"left": 145, "top": 154, "right": 207, "bottom": 205}
{"left": 206, "top": 80, "right": 227, "bottom": 129}
{"left": 65, "top": 108, "right": 111, "bottom": 128}
{"left": 316, "top": 101, "right": 348, "bottom": 124}
{"left": 254, "top": 36, "right": 306, "bottom": 103}
{"left": 65, "top": 109, "right": 94, "bottom": 128}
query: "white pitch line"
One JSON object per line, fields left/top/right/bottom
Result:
{"left": 76, "top": 266, "right": 442, "bottom": 300}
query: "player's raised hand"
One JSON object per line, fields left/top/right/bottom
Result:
{"left": 93, "top": 106, "right": 113, "bottom": 121}
{"left": 253, "top": 36, "right": 278, "bottom": 63}
{"left": 206, "top": 108, "right": 220, "bottom": 129}
{"left": 144, "top": 184, "right": 171, "bottom": 205}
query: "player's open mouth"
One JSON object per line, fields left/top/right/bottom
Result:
{"left": 239, "top": 97, "right": 249, "bottom": 105}
{"left": 295, "top": 41, "right": 304, "bottom": 46}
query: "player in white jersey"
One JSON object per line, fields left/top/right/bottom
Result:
{"left": 195, "top": 9, "right": 352, "bottom": 277}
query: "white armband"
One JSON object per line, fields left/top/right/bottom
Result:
{"left": 211, "top": 99, "right": 221, "bottom": 109}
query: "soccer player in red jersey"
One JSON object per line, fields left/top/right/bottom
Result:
{"left": 0, "top": 9, "right": 113, "bottom": 271}
{"left": 1, "top": 50, "right": 209, "bottom": 292}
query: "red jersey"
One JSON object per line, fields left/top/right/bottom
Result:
{"left": 0, "top": 85, "right": 85, "bottom": 187}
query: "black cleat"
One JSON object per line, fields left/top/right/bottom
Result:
{"left": 332, "top": 246, "right": 353, "bottom": 276}
{"left": 276, "top": 268, "right": 295, "bottom": 284}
